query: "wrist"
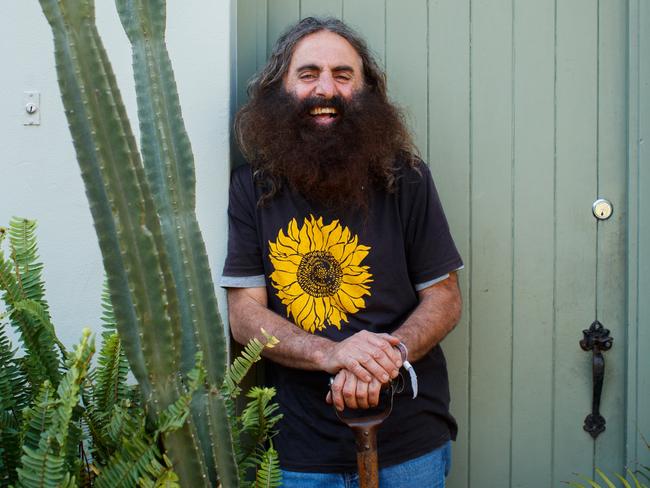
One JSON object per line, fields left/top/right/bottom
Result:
{"left": 312, "top": 338, "right": 335, "bottom": 372}
{"left": 394, "top": 341, "right": 409, "bottom": 363}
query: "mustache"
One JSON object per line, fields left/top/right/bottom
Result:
{"left": 297, "top": 95, "right": 347, "bottom": 117}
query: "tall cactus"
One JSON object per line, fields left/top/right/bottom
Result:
{"left": 39, "top": 1, "right": 237, "bottom": 486}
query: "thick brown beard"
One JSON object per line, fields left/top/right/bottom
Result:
{"left": 235, "top": 87, "right": 416, "bottom": 212}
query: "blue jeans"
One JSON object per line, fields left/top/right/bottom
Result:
{"left": 280, "top": 441, "right": 452, "bottom": 487}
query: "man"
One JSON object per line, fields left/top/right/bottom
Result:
{"left": 221, "top": 16, "right": 463, "bottom": 487}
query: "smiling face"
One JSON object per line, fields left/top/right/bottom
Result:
{"left": 283, "top": 30, "right": 364, "bottom": 126}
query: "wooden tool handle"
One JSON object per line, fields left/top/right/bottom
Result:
{"left": 352, "top": 424, "right": 380, "bottom": 488}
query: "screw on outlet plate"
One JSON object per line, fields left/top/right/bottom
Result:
{"left": 25, "top": 102, "right": 38, "bottom": 114}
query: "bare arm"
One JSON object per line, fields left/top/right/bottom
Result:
{"left": 391, "top": 271, "right": 462, "bottom": 361}
{"left": 328, "top": 272, "right": 462, "bottom": 410}
{"left": 226, "top": 287, "right": 402, "bottom": 382}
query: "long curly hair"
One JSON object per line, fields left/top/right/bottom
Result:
{"left": 235, "top": 17, "right": 418, "bottom": 210}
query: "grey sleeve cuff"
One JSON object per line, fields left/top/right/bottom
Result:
{"left": 414, "top": 265, "right": 464, "bottom": 291}
{"left": 219, "top": 274, "right": 266, "bottom": 288}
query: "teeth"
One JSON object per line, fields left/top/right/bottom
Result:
{"left": 310, "top": 107, "right": 337, "bottom": 115}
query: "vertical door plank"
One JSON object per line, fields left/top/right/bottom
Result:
{"left": 385, "top": 0, "right": 428, "bottom": 157}
{"left": 427, "top": 1, "right": 470, "bottom": 487}
{"left": 236, "top": 0, "right": 267, "bottom": 108}
{"left": 554, "top": 0, "right": 598, "bottom": 481}
{"left": 629, "top": 0, "right": 650, "bottom": 473}
{"left": 510, "top": 1, "right": 555, "bottom": 486}
{"left": 342, "top": 0, "right": 386, "bottom": 67}
{"left": 468, "top": 0, "right": 513, "bottom": 486}
{"left": 595, "top": 0, "right": 628, "bottom": 476}
{"left": 300, "top": 0, "right": 343, "bottom": 19}
{"left": 267, "top": 0, "right": 300, "bottom": 57}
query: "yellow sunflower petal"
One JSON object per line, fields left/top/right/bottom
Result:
{"left": 270, "top": 257, "right": 300, "bottom": 274}
{"left": 310, "top": 217, "right": 325, "bottom": 250}
{"left": 288, "top": 292, "right": 309, "bottom": 323}
{"left": 281, "top": 281, "right": 304, "bottom": 297}
{"left": 328, "top": 305, "right": 343, "bottom": 329}
{"left": 314, "top": 297, "right": 326, "bottom": 325}
{"left": 320, "top": 219, "right": 337, "bottom": 247}
{"left": 270, "top": 269, "right": 297, "bottom": 288}
{"left": 333, "top": 290, "right": 360, "bottom": 314}
{"left": 298, "top": 218, "right": 314, "bottom": 255}
{"left": 324, "top": 220, "right": 343, "bottom": 247}
{"left": 277, "top": 229, "right": 299, "bottom": 254}
{"left": 342, "top": 270, "right": 373, "bottom": 285}
{"left": 329, "top": 242, "right": 345, "bottom": 262}
{"left": 346, "top": 247, "right": 370, "bottom": 267}
{"left": 340, "top": 283, "right": 371, "bottom": 299}
{"left": 288, "top": 218, "right": 300, "bottom": 242}
{"left": 295, "top": 295, "right": 316, "bottom": 332}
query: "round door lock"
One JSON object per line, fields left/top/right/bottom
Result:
{"left": 592, "top": 199, "right": 613, "bottom": 220}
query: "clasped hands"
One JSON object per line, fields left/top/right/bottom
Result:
{"left": 322, "top": 330, "right": 403, "bottom": 411}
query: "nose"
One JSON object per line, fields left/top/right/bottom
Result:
{"left": 314, "top": 72, "right": 336, "bottom": 98}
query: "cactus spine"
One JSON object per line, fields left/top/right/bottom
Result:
{"left": 39, "top": 1, "right": 237, "bottom": 486}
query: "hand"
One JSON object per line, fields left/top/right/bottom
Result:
{"left": 326, "top": 369, "right": 383, "bottom": 411}
{"left": 320, "top": 330, "right": 402, "bottom": 383}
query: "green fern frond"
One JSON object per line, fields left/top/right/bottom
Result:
{"left": 105, "top": 401, "right": 144, "bottom": 446}
{"left": 100, "top": 278, "right": 117, "bottom": 339}
{"left": 16, "top": 438, "right": 66, "bottom": 488}
{"left": 49, "top": 329, "right": 94, "bottom": 451}
{"left": 0, "top": 218, "right": 61, "bottom": 390}
{"left": 93, "top": 435, "right": 163, "bottom": 488}
{"left": 566, "top": 468, "right": 649, "bottom": 488}
{"left": 86, "top": 331, "right": 130, "bottom": 465}
{"left": 93, "top": 332, "right": 129, "bottom": 418}
{"left": 13, "top": 299, "right": 67, "bottom": 359}
{"left": 21, "top": 381, "right": 56, "bottom": 452}
{"left": 254, "top": 446, "right": 281, "bottom": 488}
{"left": 222, "top": 333, "right": 278, "bottom": 401}
{"left": 0, "top": 320, "right": 28, "bottom": 484}
{"left": 0, "top": 321, "right": 28, "bottom": 415}
{"left": 157, "top": 353, "right": 205, "bottom": 434}
{"left": 239, "top": 387, "right": 282, "bottom": 442}
{"left": 138, "top": 454, "right": 180, "bottom": 488}
{"left": 236, "top": 387, "right": 282, "bottom": 485}
{"left": 7, "top": 218, "right": 47, "bottom": 307}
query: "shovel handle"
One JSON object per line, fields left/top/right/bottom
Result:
{"left": 352, "top": 423, "right": 380, "bottom": 488}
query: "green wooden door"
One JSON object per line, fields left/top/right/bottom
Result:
{"left": 235, "top": 1, "right": 630, "bottom": 486}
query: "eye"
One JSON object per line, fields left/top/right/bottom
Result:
{"left": 299, "top": 72, "right": 317, "bottom": 80}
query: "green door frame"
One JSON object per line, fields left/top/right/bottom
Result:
{"left": 626, "top": 0, "right": 650, "bottom": 471}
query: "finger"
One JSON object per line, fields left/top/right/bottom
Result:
{"left": 326, "top": 390, "right": 332, "bottom": 404}
{"left": 371, "top": 336, "right": 404, "bottom": 369}
{"left": 331, "top": 371, "right": 347, "bottom": 411}
{"left": 357, "top": 335, "right": 402, "bottom": 373}
{"left": 368, "top": 379, "right": 381, "bottom": 407}
{"left": 377, "top": 333, "right": 402, "bottom": 346}
{"left": 356, "top": 378, "right": 370, "bottom": 409}
{"left": 342, "top": 373, "right": 358, "bottom": 409}
{"left": 344, "top": 357, "right": 374, "bottom": 383}
{"left": 355, "top": 354, "right": 393, "bottom": 384}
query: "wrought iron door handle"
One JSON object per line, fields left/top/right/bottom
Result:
{"left": 579, "top": 320, "right": 613, "bottom": 439}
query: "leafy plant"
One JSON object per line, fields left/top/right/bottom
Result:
{"left": 565, "top": 437, "right": 650, "bottom": 488}
{"left": 36, "top": 0, "right": 281, "bottom": 485}
{"left": 0, "top": 218, "right": 282, "bottom": 486}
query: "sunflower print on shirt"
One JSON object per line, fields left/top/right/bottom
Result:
{"left": 268, "top": 215, "right": 373, "bottom": 333}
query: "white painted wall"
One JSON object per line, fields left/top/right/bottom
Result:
{"left": 0, "top": 2, "right": 232, "bottom": 349}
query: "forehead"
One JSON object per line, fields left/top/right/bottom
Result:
{"left": 287, "top": 30, "right": 363, "bottom": 72}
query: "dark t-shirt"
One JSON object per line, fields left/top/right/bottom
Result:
{"left": 221, "top": 160, "right": 463, "bottom": 472}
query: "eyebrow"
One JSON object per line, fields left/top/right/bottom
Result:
{"left": 295, "top": 64, "right": 355, "bottom": 73}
